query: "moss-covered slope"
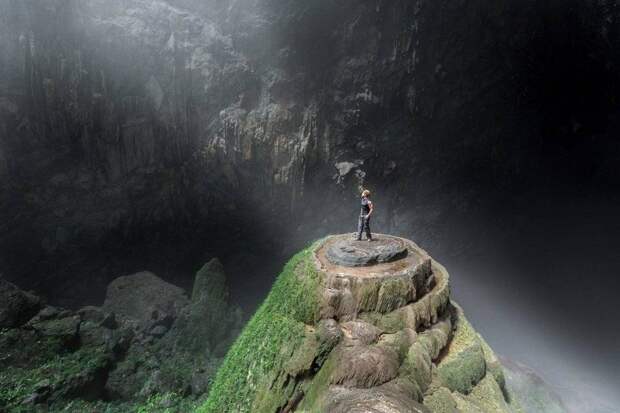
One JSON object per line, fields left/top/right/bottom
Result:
{"left": 199, "top": 244, "right": 324, "bottom": 413}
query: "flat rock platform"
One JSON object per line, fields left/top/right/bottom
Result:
{"left": 315, "top": 234, "right": 423, "bottom": 279}
{"left": 325, "top": 236, "right": 408, "bottom": 267}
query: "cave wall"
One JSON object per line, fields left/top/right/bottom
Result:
{"left": 1, "top": 0, "right": 619, "bottom": 304}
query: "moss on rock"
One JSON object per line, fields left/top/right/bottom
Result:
{"left": 199, "top": 236, "right": 525, "bottom": 413}
{"left": 436, "top": 310, "right": 486, "bottom": 394}
{"left": 453, "top": 374, "right": 517, "bottom": 413}
{"left": 424, "top": 387, "right": 459, "bottom": 413}
{"left": 198, "top": 243, "right": 322, "bottom": 413}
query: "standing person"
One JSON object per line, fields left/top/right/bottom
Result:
{"left": 357, "top": 189, "right": 374, "bottom": 241}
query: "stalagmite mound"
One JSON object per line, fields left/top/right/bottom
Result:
{"left": 201, "top": 234, "right": 526, "bottom": 413}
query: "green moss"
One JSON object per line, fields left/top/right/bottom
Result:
{"left": 376, "top": 278, "right": 410, "bottom": 312}
{"left": 135, "top": 392, "right": 200, "bottom": 413}
{"left": 198, "top": 242, "right": 322, "bottom": 413}
{"left": 423, "top": 387, "right": 459, "bottom": 413}
{"left": 401, "top": 342, "right": 433, "bottom": 394}
{"left": 477, "top": 333, "right": 506, "bottom": 394}
{"left": 296, "top": 352, "right": 338, "bottom": 412}
{"left": 0, "top": 329, "right": 66, "bottom": 368}
{"left": 373, "top": 310, "right": 405, "bottom": 333}
{"left": 453, "top": 374, "right": 513, "bottom": 413}
{"left": 436, "top": 312, "right": 486, "bottom": 394}
{"left": 357, "top": 281, "right": 379, "bottom": 311}
{"left": 0, "top": 346, "right": 110, "bottom": 411}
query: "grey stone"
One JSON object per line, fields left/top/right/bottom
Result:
{"left": 100, "top": 312, "right": 118, "bottom": 329}
{"left": 103, "top": 271, "right": 189, "bottom": 330}
{"left": 324, "top": 384, "right": 431, "bottom": 413}
{"left": 340, "top": 320, "right": 382, "bottom": 346}
{"left": 0, "top": 278, "right": 42, "bottom": 328}
{"left": 30, "top": 315, "right": 81, "bottom": 344}
{"left": 38, "top": 306, "right": 61, "bottom": 321}
{"left": 77, "top": 306, "right": 106, "bottom": 323}
{"left": 326, "top": 237, "right": 408, "bottom": 267}
{"left": 149, "top": 325, "right": 168, "bottom": 338}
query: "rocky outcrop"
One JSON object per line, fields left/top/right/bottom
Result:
{"left": 0, "top": 260, "right": 242, "bottom": 412}
{"left": 200, "top": 234, "right": 524, "bottom": 413}
{"left": 103, "top": 271, "right": 190, "bottom": 333}
{"left": 0, "top": 277, "right": 42, "bottom": 328}
{"left": 326, "top": 237, "right": 409, "bottom": 267}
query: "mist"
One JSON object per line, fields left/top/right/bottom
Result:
{"left": 1, "top": 0, "right": 620, "bottom": 411}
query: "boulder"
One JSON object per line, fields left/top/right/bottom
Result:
{"left": 324, "top": 384, "right": 431, "bottom": 413}
{"left": 436, "top": 313, "right": 487, "bottom": 395}
{"left": 29, "top": 315, "right": 81, "bottom": 348}
{"left": 103, "top": 271, "right": 189, "bottom": 330}
{"left": 340, "top": 320, "right": 382, "bottom": 346}
{"left": 331, "top": 345, "right": 400, "bottom": 388}
{"left": 172, "top": 259, "right": 243, "bottom": 356}
{"left": 0, "top": 278, "right": 42, "bottom": 328}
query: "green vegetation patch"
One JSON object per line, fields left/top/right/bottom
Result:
{"left": 0, "top": 346, "right": 110, "bottom": 411}
{"left": 199, "top": 243, "right": 322, "bottom": 413}
{"left": 453, "top": 374, "right": 512, "bottom": 413}
{"left": 423, "top": 387, "right": 459, "bottom": 413}
{"left": 135, "top": 392, "right": 201, "bottom": 413}
{"left": 50, "top": 392, "right": 201, "bottom": 413}
{"left": 376, "top": 277, "right": 410, "bottom": 313}
{"left": 436, "top": 311, "right": 486, "bottom": 395}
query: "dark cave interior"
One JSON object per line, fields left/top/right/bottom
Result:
{"left": 1, "top": 0, "right": 620, "bottom": 408}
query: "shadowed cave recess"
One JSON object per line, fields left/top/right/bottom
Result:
{"left": 1, "top": 0, "right": 620, "bottom": 411}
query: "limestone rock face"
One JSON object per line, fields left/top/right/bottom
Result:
{"left": 7, "top": 0, "right": 618, "bottom": 313}
{"left": 103, "top": 271, "right": 190, "bottom": 331}
{"left": 201, "top": 234, "right": 527, "bottom": 413}
{"left": 168, "top": 258, "right": 244, "bottom": 356}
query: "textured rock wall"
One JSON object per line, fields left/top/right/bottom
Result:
{"left": 1, "top": 0, "right": 619, "bottom": 301}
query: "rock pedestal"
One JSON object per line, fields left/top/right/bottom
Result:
{"left": 202, "top": 234, "right": 526, "bottom": 413}
{"left": 315, "top": 234, "right": 439, "bottom": 320}
{"left": 325, "top": 236, "right": 408, "bottom": 267}
{"left": 301, "top": 234, "right": 514, "bottom": 413}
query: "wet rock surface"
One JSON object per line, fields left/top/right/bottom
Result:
{"left": 326, "top": 236, "right": 408, "bottom": 267}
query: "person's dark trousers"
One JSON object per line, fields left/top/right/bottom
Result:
{"left": 357, "top": 215, "right": 372, "bottom": 240}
